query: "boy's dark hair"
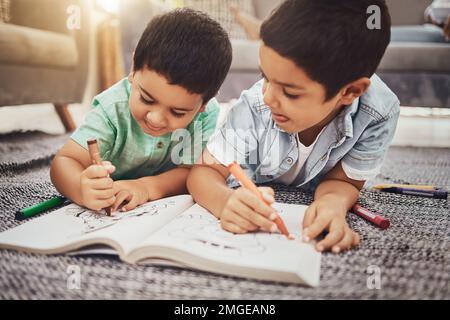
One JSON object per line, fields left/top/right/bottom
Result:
{"left": 261, "top": 0, "right": 391, "bottom": 101}
{"left": 133, "top": 8, "right": 232, "bottom": 103}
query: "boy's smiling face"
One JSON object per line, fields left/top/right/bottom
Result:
{"left": 259, "top": 44, "right": 360, "bottom": 135}
{"left": 128, "top": 68, "right": 205, "bottom": 137}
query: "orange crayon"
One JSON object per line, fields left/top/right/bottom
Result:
{"left": 87, "top": 138, "right": 112, "bottom": 216}
{"left": 228, "top": 162, "right": 292, "bottom": 239}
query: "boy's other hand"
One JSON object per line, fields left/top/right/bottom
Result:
{"left": 112, "top": 179, "right": 149, "bottom": 212}
{"left": 219, "top": 187, "right": 278, "bottom": 234}
{"left": 302, "top": 196, "right": 360, "bottom": 253}
{"left": 80, "top": 161, "right": 116, "bottom": 211}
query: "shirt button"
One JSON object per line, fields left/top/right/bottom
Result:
{"left": 286, "top": 157, "right": 293, "bottom": 164}
{"left": 157, "top": 142, "right": 164, "bottom": 149}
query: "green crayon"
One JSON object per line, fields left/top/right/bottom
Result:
{"left": 15, "top": 196, "right": 68, "bottom": 220}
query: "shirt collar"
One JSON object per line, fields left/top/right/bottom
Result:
{"left": 337, "top": 97, "right": 359, "bottom": 139}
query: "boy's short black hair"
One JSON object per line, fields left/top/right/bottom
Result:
{"left": 133, "top": 8, "right": 232, "bottom": 103}
{"left": 261, "top": 0, "right": 391, "bottom": 101}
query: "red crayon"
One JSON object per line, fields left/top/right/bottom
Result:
{"left": 351, "top": 204, "right": 390, "bottom": 230}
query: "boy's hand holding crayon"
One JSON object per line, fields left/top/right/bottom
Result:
{"left": 220, "top": 186, "right": 280, "bottom": 234}
{"left": 79, "top": 161, "right": 116, "bottom": 212}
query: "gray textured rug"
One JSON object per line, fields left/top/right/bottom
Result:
{"left": 0, "top": 131, "right": 449, "bottom": 299}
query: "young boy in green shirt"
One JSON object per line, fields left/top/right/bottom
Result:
{"left": 51, "top": 9, "right": 232, "bottom": 213}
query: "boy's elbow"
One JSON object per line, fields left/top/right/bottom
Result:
{"left": 49, "top": 155, "right": 63, "bottom": 189}
{"left": 186, "top": 165, "right": 201, "bottom": 195}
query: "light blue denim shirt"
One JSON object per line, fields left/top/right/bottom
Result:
{"left": 207, "top": 74, "right": 400, "bottom": 192}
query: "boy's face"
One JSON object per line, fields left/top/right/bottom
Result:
{"left": 128, "top": 68, "right": 205, "bottom": 137}
{"left": 259, "top": 45, "right": 346, "bottom": 134}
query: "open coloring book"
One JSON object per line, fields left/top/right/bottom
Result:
{"left": 0, "top": 195, "right": 321, "bottom": 286}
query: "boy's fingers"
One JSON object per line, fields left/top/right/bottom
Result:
{"left": 94, "top": 188, "right": 115, "bottom": 200}
{"left": 106, "top": 165, "right": 116, "bottom": 174}
{"left": 238, "top": 188, "right": 274, "bottom": 217}
{"left": 94, "top": 197, "right": 116, "bottom": 211}
{"left": 258, "top": 187, "right": 275, "bottom": 200}
{"left": 352, "top": 231, "right": 361, "bottom": 246}
{"left": 331, "top": 228, "right": 355, "bottom": 253}
{"left": 122, "top": 195, "right": 140, "bottom": 212}
{"left": 315, "top": 219, "right": 345, "bottom": 251}
{"left": 91, "top": 177, "right": 114, "bottom": 190}
{"left": 112, "top": 190, "right": 131, "bottom": 212}
{"left": 85, "top": 165, "right": 110, "bottom": 179}
{"left": 304, "top": 214, "right": 331, "bottom": 241}
{"left": 302, "top": 203, "right": 317, "bottom": 230}
{"left": 227, "top": 210, "right": 259, "bottom": 231}
{"left": 232, "top": 200, "right": 276, "bottom": 231}
{"left": 221, "top": 220, "right": 247, "bottom": 234}
{"left": 100, "top": 161, "right": 115, "bottom": 173}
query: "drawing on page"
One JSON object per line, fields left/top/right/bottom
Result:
{"left": 64, "top": 200, "right": 177, "bottom": 234}
{"left": 163, "top": 204, "right": 304, "bottom": 256}
{"left": 168, "top": 222, "right": 266, "bottom": 256}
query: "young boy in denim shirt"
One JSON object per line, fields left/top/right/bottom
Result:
{"left": 51, "top": 9, "right": 232, "bottom": 213}
{"left": 188, "top": 0, "right": 400, "bottom": 253}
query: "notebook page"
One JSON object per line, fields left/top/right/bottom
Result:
{"left": 137, "top": 202, "right": 321, "bottom": 282}
{"left": 0, "top": 195, "right": 194, "bottom": 255}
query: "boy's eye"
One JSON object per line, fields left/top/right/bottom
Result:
{"left": 140, "top": 95, "right": 155, "bottom": 105}
{"left": 171, "top": 110, "right": 187, "bottom": 118}
{"left": 283, "top": 89, "right": 300, "bottom": 100}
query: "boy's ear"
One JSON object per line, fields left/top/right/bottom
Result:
{"left": 339, "top": 77, "right": 371, "bottom": 105}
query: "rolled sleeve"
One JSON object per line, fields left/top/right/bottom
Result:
{"left": 71, "top": 101, "right": 116, "bottom": 160}
{"left": 206, "top": 87, "right": 259, "bottom": 167}
{"left": 180, "top": 98, "right": 220, "bottom": 166}
{"left": 199, "top": 100, "right": 220, "bottom": 154}
{"left": 342, "top": 105, "right": 400, "bottom": 181}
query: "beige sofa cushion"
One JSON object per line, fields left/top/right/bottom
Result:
{"left": 379, "top": 42, "right": 450, "bottom": 72}
{"left": 253, "top": 0, "right": 282, "bottom": 20}
{"left": 230, "top": 38, "right": 260, "bottom": 71}
{"left": 0, "top": 23, "right": 78, "bottom": 68}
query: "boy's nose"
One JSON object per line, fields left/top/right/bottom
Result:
{"left": 146, "top": 112, "right": 167, "bottom": 128}
{"left": 263, "top": 83, "right": 280, "bottom": 110}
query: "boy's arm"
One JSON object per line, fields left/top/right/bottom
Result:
{"left": 111, "top": 166, "right": 193, "bottom": 212}
{"left": 50, "top": 139, "right": 116, "bottom": 210}
{"left": 303, "top": 161, "right": 363, "bottom": 253}
{"left": 187, "top": 150, "right": 234, "bottom": 218}
{"left": 139, "top": 166, "right": 192, "bottom": 199}
{"left": 305, "top": 102, "right": 400, "bottom": 252}
{"left": 315, "top": 161, "right": 365, "bottom": 212}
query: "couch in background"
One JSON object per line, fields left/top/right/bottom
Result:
{"left": 0, "top": 0, "right": 90, "bottom": 131}
{"left": 118, "top": 0, "right": 449, "bottom": 107}
{"left": 222, "top": 0, "right": 450, "bottom": 107}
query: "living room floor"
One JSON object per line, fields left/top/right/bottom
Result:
{"left": 0, "top": 103, "right": 449, "bottom": 148}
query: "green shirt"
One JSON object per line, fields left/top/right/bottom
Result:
{"left": 71, "top": 78, "right": 219, "bottom": 180}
